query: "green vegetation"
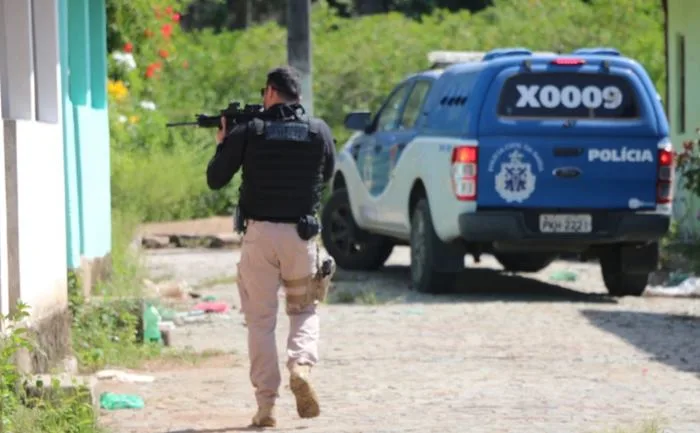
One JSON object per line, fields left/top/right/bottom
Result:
{"left": 106, "top": 0, "right": 666, "bottom": 225}
{"left": 1, "top": 304, "right": 104, "bottom": 433}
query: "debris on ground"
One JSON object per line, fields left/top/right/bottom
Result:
{"left": 193, "top": 301, "right": 230, "bottom": 314}
{"left": 143, "top": 278, "right": 192, "bottom": 300}
{"left": 143, "top": 304, "right": 164, "bottom": 344}
{"left": 96, "top": 370, "right": 155, "bottom": 383}
{"left": 549, "top": 270, "right": 578, "bottom": 282}
{"left": 645, "top": 272, "right": 700, "bottom": 298}
{"left": 99, "top": 392, "right": 145, "bottom": 410}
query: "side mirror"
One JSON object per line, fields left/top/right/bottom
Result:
{"left": 343, "top": 111, "right": 372, "bottom": 131}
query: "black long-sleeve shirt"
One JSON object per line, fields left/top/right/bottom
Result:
{"left": 206, "top": 117, "right": 336, "bottom": 190}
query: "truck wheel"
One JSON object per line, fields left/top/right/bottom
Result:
{"left": 410, "top": 198, "right": 462, "bottom": 294}
{"left": 321, "top": 188, "right": 393, "bottom": 271}
{"left": 599, "top": 243, "right": 656, "bottom": 297}
{"left": 495, "top": 253, "right": 556, "bottom": 273}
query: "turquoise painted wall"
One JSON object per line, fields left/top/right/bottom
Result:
{"left": 58, "top": 0, "right": 112, "bottom": 269}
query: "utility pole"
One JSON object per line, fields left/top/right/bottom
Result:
{"left": 286, "top": 0, "right": 313, "bottom": 116}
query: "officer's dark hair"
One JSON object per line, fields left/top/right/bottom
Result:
{"left": 266, "top": 66, "right": 302, "bottom": 102}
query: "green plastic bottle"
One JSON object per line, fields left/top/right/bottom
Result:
{"left": 143, "top": 304, "right": 163, "bottom": 344}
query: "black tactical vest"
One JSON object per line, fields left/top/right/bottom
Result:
{"left": 238, "top": 110, "right": 325, "bottom": 222}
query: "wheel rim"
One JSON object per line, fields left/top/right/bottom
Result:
{"left": 328, "top": 202, "right": 365, "bottom": 257}
{"left": 411, "top": 212, "right": 426, "bottom": 284}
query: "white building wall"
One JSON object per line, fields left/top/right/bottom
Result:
{"left": 0, "top": 75, "right": 7, "bottom": 319}
{"left": 0, "top": 0, "right": 67, "bottom": 324}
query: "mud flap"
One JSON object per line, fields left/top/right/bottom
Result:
{"left": 618, "top": 242, "right": 659, "bottom": 273}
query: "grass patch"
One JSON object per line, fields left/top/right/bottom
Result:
{"left": 69, "top": 209, "right": 164, "bottom": 374}
{"left": 1, "top": 304, "right": 105, "bottom": 433}
{"left": 156, "top": 347, "right": 231, "bottom": 366}
{"left": 328, "top": 288, "right": 381, "bottom": 305}
{"left": 595, "top": 419, "right": 668, "bottom": 433}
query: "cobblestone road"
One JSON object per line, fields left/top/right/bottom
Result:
{"left": 98, "top": 246, "right": 700, "bottom": 433}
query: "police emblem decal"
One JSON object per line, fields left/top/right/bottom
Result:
{"left": 488, "top": 143, "right": 544, "bottom": 203}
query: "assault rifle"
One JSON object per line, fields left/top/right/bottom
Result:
{"left": 165, "top": 102, "right": 268, "bottom": 129}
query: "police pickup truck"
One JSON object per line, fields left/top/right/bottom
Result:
{"left": 320, "top": 47, "right": 673, "bottom": 296}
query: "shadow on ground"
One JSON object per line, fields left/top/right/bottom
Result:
{"left": 330, "top": 264, "right": 615, "bottom": 305}
{"left": 581, "top": 309, "right": 700, "bottom": 377}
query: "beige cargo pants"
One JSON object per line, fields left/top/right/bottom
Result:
{"left": 236, "top": 220, "right": 321, "bottom": 408}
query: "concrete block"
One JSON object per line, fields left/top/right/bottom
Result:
{"left": 22, "top": 373, "right": 98, "bottom": 410}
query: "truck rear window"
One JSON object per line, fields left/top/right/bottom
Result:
{"left": 497, "top": 72, "right": 639, "bottom": 119}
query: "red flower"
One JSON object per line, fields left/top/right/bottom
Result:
{"left": 161, "top": 23, "right": 172, "bottom": 38}
{"left": 158, "top": 49, "right": 169, "bottom": 59}
{"left": 165, "top": 6, "right": 173, "bottom": 15}
{"left": 145, "top": 62, "right": 162, "bottom": 78}
{"left": 144, "top": 28, "right": 153, "bottom": 38}
{"left": 153, "top": 7, "right": 161, "bottom": 18}
{"left": 145, "top": 63, "right": 158, "bottom": 78}
{"left": 172, "top": 13, "right": 181, "bottom": 22}
{"left": 123, "top": 42, "right": 133, "bottom": 53}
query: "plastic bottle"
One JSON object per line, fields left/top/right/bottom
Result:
{"left": 143, "top": 304, "right": 163, "bottom": 344}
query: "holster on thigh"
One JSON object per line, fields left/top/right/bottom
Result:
{"left": 283, "top": 276, "right": 314, "bottom": 315}
{"left": 283, "top": 254, "right": 336, "bottom": 314}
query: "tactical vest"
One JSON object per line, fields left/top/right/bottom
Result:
{"left": 239, "top": 116, "right": 325, "bottom": 222}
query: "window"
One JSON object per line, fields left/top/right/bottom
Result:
{"left": 497, "top": 72, "right": 640, "bottom": 120}
{"left": 400, "top": 80, "right": 432, "bottom": 129}
{"left": 677, "top": 33, "right": 686, "bottom": 134}
{"left": 375, "top": 84, "right": 411, "bottom": 132}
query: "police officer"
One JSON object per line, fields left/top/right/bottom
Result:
{"left": 206, "top": 66, "right": 336, "bottom": 428}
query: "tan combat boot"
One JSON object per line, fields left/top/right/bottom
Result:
{"left": 251, "top": 404, "right": 276, "bottom": 427}
{"left": 289, "top": 363, "right": 320, "bottom": 418}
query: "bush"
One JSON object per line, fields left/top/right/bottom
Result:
{"left": 1, "top": 304, "right": 101, "bottom": 433}
{"left": 107, "top": 0, "right": 665, "bottom": 223}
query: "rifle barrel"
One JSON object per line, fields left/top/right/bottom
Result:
{"left": 166, "top": 121, "right": 200, "bottom": 127}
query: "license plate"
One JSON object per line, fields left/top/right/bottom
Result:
{"left": 539, "top": 214, "right": 592, "bottom": 233}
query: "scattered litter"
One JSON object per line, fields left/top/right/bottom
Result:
{"left": 202, "top": 295, "right": 218, "bottom": 301}
{"left": 157, "top": 307, "right": 177, "bottom": 322}
{"left": 95, "top": 370, "right": 155, "bottom": 383}
{"left": 667, "top": 272, "right": 692, "bottom": 286}
{"left": 193, "top": 301, "right": 230, "bottom": 314}
{"left": 159, "top": 321, "right": 176, "bottom": 331}
{"left": 99, "top": 392, "right": 145, "bottom": 410}
{"left": 549, "top": 270, "right": 578, "bottom": 282}
{"left": 173, "top": 310, "right": 207, "bottom": 325}
{"left": 645, "top": 274, "right": 700, "bottom": 298}
{"left": 143, "top": 278, "right": 192, "bottom": 300}
{"left": 405, "top": 308, "right": 423, "bottom": 315}
{"left": 143, "top": 304, "right": 163, "bottom": 344}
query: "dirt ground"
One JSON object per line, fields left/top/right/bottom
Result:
{"left": 96, "top": 238, "right": 700, "bottom": 433}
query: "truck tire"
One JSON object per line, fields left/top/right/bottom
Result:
{"left": 410, "top": 198, "right": 462, "bottom": 294}
{"left": 320, "top": 188, "right": 393, "bottom": 271}
{"left": 495, "top": 253, "right": 556, "bottom": 273}
{"left": 599, "top": 243, "right": 656, "bottom": 297}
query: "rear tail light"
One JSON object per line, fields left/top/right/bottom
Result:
{"left": 451, "top": 145, "right": 478, "bottom": 201}
{"left": 551, "top": 58, "right": 585, "bottom": 66}
{"left": 656, "top": 139, "right": 674, "bottom": 204}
